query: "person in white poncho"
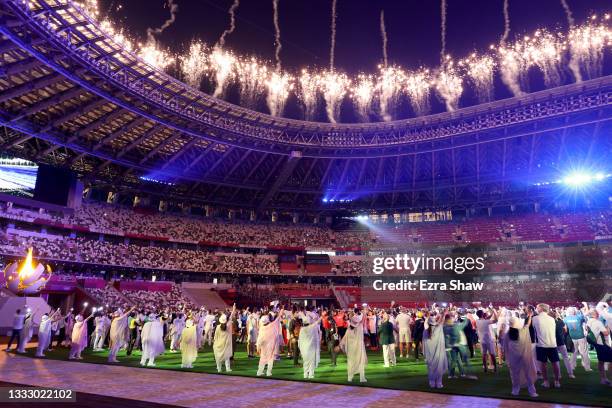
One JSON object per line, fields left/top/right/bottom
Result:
{"left": 17, "top": 308, "right": 37, "bottom": 354}
{"left": 203, "top": 310, "right": 216, "bottom": 346}
{"left": 246, "top": 309, "right": 259, "bottom": 358}
{"left": 423, "top": 310, "right": 447, "bottom": 389}
{"left": 108, "top": 306, "right": 135, "bottom": 363}
{"left": 69, "top": 311, "right": 95, "bottom": 360}
{"left": 298, "top": 309, "right": 322, "bottom": 379}
{"left": 340, "top": 308, "right": 368, "bottom": 383}
{"left": 140, "top": 314, "right": 165, "bottom": 367}
{"left": 170, "top": 313, "right": 186, "bottom": 352}
{"left": 214, "top": 304, "right": 237, "bottom": 372}
{"left": 503, "top": 312, "right": 538, "bottom": 397}
{"left": 256, "top": 306, "right": 284, "bottom": 377}
{"left": 36, "top": 309, "right": 61, "bottom": 357}
{"left": 180, "top": 318, "right": 198, "bottom": 368}
{"left": 196, "top": 310, "right": 206, "bottom": 349}
{"left": 93, "top": 312, "right": 110, "bottom": 351}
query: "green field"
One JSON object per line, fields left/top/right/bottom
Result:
{"left": 16, "top": 344, "right": 610, "bottom": 407}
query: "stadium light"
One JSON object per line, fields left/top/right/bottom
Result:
{"left": 562, "top": 171, "right": 611, "bottom": 187}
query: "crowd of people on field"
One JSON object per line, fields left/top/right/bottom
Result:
{"left": 6, "top": 299, "right": 612, "bottom": 397}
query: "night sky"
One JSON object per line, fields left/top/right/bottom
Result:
{"left": 98, "top": 0, "right": 610, "bottom": 120}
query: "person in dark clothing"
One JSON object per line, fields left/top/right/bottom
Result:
{"left": 126, "top": 311, "right": 140, "bottom": 356}
{"left": 553, "top": 310, "right": 575, "bottom": 379}
{"left": 288, "top": 312, "right": 301, "bottom": 367}
{"left": 413, "top": 312, "right": 425, "bottom": 360}
{"left": 322, "top": 310, "right": 339, "bottom": 366}
{"left": 463, "top": 314, "right": 476, "bottom": 358}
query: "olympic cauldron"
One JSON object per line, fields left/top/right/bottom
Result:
{"left": 3, "top": 248, "right": 52, "bottom": 295}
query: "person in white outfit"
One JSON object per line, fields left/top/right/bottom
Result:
{"left": 180, "top": 318, "right": 198, "bottom": 368}
{"left": 108, "top": 307, "right": 135, "bottom": 363}
{"left": 36, "top": 309, "right": 61, "bottom": 357}
{"left": 17, "top": 308, "right": 37, "bottom": 354}
{"left": 340, "top": 309, "right": 368, "bottom": 383}
{"left": 213, "top": 305, "right": 236, "bottom": 373}
{"left": 69, "top": 312, "right": 95, "bottom": 360}
{"left": 246, "top": 309, "right": 259, "bottom": 358}
{"left": 170, "top": 313, "right": 186, "bottom": 352}
{"left": 298, "top": 309, "right": 322, "bottom": 379}
{"left": 256, "top": 307, "right": 284, "bottom": 377}
{"left": 503, "top": 313, "right": 538, "bottom": 397}
{"left": 203, "top": 311, "right": 216, "bottom": 346}
{"left": 396, "top": 308, "right": 412, "bottom": 358}
{"left": 93, "top": 312, "right": 107, "bottom": 351}
{"left": 423, "top": 310, "right": 447, "bottom": 389}
{"left": 140, "top": 314, "right": 165, "bottom": 367}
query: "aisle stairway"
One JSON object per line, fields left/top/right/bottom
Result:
{"left": 181, "top": 285, "right": 228, "bottom": 309}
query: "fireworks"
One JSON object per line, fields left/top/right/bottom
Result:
{"left": 180, "top": 41, "right": 208, "bottom": 87}
{"left": 237, "top": 57, "right": 269, "bottom": 107}
{"left": 218, "top": 0, "right": 241, "bottom": 47}
{"left": 319, "top": 70, "right": 350, "bottom": 123}
{"left": 501, "top": 0, "right": 510, "bottom": 45}
{"left": 376, "top": 66, "right": 405, "bottom": 121}
{"left": 568, "top": 15, "right": 611, "bottom": 80}
{"left": 434, "top": 60, "right": 463, "bottom": 112}
{"left": 59, "top": 1, "right": 612, "bottom": 122}
{"left": 498, "top": 42, "right": 528, "bottom": 97}
{"left": 146, "top": 0, "right": 178, "bottom": 44}
{"left": 524, "top": 30, "right": 564, "bottom": 87}
{"left": 380, "top": 10, "right": 388, "bottom": 67}
{"left": 330, "top": 0, "right": 338, "bottom": 69}
{"left": 140, "top": 40, "right": 175, "bottom": 71}
{"left": 440, "top": 0, "right": 447, "bottom": 62}
{"left": 266, "top": 71, "right": 294, "bottom": 117}
{"left": 351, "top": 74, "right": 375, "bottom": 121}
{"left": 210, "top": 47, "right": 237, "bottom": 98}
{"left": 299, "top": 69, "right": 320, "bottom": 120}
{"left": 272, "top": 0, "right": 282, "bottom": 71}
{"left": 459, "top": 53, "right": 495, "bottom": 103}
{"left": 404, "top": 69, "right": 432, "bottom": 116}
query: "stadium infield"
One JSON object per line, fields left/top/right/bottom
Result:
{"left": 10, "top": 343, "right": 609, "bottom": 407}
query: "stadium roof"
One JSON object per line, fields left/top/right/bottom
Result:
{"left": 0, "top": 0, "right": 610, "bottom": 212}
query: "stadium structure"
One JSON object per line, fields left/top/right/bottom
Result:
{"left": 0, "top": 1, "right": 611, "bottom": 407}
{"left": 0, "top": 0, "right": 609, "bottom": 214}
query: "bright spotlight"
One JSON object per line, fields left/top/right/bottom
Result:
{"left": 562, "top": 171, "right": 610, "bottom": 188}
{"left": 563, "top": 172, "right": 592, "bottom": 186}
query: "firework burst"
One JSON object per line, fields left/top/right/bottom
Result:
{"left": 299, "top": 69, "right": 320, "bottom": 120}
{"left": 237, "top": 57, "right": 269, "bottom": 107}
{"left": 404, "top": 69, "right": 432, "bottom": 116}
{"left": 524, "top": 30, "right": 565, "bottom": 87}
{"left": 319, "top": 70, "right": 350, "bottom": 123}
{"left": 459, "top": 53, "right": 495, "bottom": 103}
{"left": 351, "top": 74, "right": 375, "bottom": 121}
{"left": 180, "top": 41, "right": 208, "bottom": 87}
{"left": 210, "top": 47, "right": 237, "bottom": 98}
{"left": 568, "top": 15, "right": 611, "bottom": 80}
{"left": 266, "top": 71, "right": 294, "bottom": 117}
{"left": 434, "top": 59, "right": 463, "bottom": 112}
{"left": 376, "top": 66, "right": 406, "bottom": 121}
